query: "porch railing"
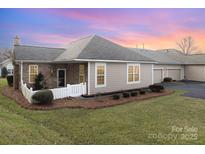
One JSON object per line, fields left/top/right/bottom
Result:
{"left": 50, "top": 83, "right": 87, "bottom": 100}
{"left": 20, "top": 80, "right": 87, "bottom": 103}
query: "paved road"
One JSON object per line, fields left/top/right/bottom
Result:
{"left": 162, "top": 81, "right": 205, "bottom": 99}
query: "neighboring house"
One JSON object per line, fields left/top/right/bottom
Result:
{"left": 130, "top": 48, "right": 205, "bottom": 83}
{"left": 0, "top": 58, "right": 14, "bottom": 77}
{"left": 13, "top": 35, "right": 155, "bottom": 95}
{"left": 130, "top": 49, "right": 185, "bottom": 83}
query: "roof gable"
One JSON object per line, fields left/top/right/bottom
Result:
{"left": 78, "top": 35, "right": 153, "bottom": 61}
{"left": 54, "top": 35, "right": 154, "bottom": 62}
{"left": 54, "top": 35, "right": 93, "bottom": 62}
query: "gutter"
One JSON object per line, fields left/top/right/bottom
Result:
{"left": 73, "top": 58, "right": 157, "bottom": 64}
{"left": 14, "top": 59, "right": 157, "bottom": 64}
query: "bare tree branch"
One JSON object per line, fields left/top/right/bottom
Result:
{"left": 176, "top": 36, "right": 197, "bottom": 54}
{"left": 0, "top": 48, "right": 12, "bottom": 60}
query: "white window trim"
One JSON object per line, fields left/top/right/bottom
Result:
{"left": 95, "top": 63, "right": 106, "bottom": 88}
{"left": 57, "top": 68, "right": 66, "bottom": 87}
{"left": 127, "top": 63, "right": 140, "bottom": 84}
{"left": 29, "top": 65, "right": 38, "bottom": 83}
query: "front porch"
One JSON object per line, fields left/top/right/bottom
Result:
{"left": 18, "top": 62, "right": 88, "bottom": 102}
{"left": 20, "top": 62, "right": 88, "bottom": 89}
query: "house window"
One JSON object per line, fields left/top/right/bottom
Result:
{"left": 79, "top": 64, "right": 85, "bottom": 83}
{"left": 95, "top": 63, "right": 106, "bottom": 87}
{"left": 127, "top": 64, "right": 140, "bottom": 84}
{"left": 7, "top": 69, "right": 13, "bottom": 75}
{"left": 29, "top": 65, "right": 38, "bottom": 83}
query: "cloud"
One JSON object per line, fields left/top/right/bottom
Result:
{"left": 21, "top": 32, "right": 77, "bottom": 47}
{"left": 110, "top": 29, "right": 205, "bottom": 52}
{"left": 2, "top": 8, "right": 205, "bottom": 52}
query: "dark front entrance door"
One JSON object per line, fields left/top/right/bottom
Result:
{"left": 57, "top": 69, "right": 66, "bottom": 87}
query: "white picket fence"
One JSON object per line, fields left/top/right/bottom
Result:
{"left": 21, "top": 80, "right": 87, "bottom": 103}
{"left": 21, "top": 80, "right": 34, "bottom": 103}
{"left": 50, "top": 83, "right": 87, "bottom": 100}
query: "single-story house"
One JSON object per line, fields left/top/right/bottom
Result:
{"left": 0, "top": 58, "right": 13, "bottom": 77}
{"left": 13, "top": 35, "right": 205, "bottom": 97}
{"left": 13, "top": 35, "right": 156, "bottom": 96}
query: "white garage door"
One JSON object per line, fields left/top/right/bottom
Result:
{"left": 167, "top": 69, "right": 181, "bottom": 80}
{"left": 154, "top": 69, "right": 163, "bottom": 83}
{"left": 185, "top": 65, "right": 205, "bottom": 81}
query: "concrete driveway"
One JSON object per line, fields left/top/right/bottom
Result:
{"left": 162, "top": 81, "right": 205, "bottom": 99}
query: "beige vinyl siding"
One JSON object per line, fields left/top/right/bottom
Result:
{"left": 89, "top": 62, "right": 152, "bottom": 95}
{"left": 153, "top": 69, "right": 163, "bottom": 83}
{"left": 185, "top": 65, "right": 205, "bottom": 81}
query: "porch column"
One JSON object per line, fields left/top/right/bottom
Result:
{"left": 87, "top": 62, "right": 91, "bottom": 95}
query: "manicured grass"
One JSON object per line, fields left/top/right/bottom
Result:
{"left": 0, "top": 79, "right": 205, "bottom": 144}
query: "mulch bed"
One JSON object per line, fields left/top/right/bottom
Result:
{"left": 2, "top": 87, "right": 173, "bottom": 110}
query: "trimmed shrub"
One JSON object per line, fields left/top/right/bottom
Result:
{"left": 149, "top": 84, "right": 165, "bottom": 93}
{"left": 163, "top": 77, "right": 172, "bottom": 82}
{"left": 144, "top": 88, "right": 151, "bottom": 93}
{"left": 31, "top": 89, "right": 53, "bottom": 104}
{"left": 123, "top": 92, "right": 130, "bottom": 98}
{"left": 112, "top": 94, "right": 120, "bottom": 100}
{"left": 139, "top": 90, "right": 146, "bottom": 95}
{"left": 7, "top": 75, "right": 13, "bottom": 87}
{"left": 95, "top": 93, "right": 102, "bottom": 97}
{"left": 1, "top": 67, "right": 8, "bottom": 78}
{"left": 130, "top": 91, "right": 138, "bottom": 97}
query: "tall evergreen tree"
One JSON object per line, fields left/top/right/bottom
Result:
{"left": 1, "top": 67, "right": 8, "bottom": 78}
{"left": 34, "top": 73, "right": 46, "bottom": 90}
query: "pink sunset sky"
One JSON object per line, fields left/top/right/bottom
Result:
{"left": 1, "top": 8, "right": 205, "bottom": 52}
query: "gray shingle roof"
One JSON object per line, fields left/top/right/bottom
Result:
{"left": 14, "top": 45, "right": 65, "bottom": 61}
{"left": 130, "top": 48, "right": 183, "bottom": 64}
{"left": 183, "top": 54, "right": 205, "bottom": 64}
{"left": 130, "top": 48, "right": 205, "bottom": 65}
{"left": 154, "top": 49, "right": 205, "bottom": 64}
{"left": 14, "top": 35, "right": 154, "bottom": 63}
{"left": 54, "top": 35, "right": 154, "bottom": 62}
{"left": 13, "top": 35, "right": 205, "bottom": 64}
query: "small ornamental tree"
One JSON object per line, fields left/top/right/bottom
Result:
{"left": 1, "top": 67, "right": 8, "bottom": 78}
{"left": 34, "top": 73, "right": 46, "bottom": 90}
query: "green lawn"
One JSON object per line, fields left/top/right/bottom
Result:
{"left": 0, "top": 79, "right": 205, "bottom": 144}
